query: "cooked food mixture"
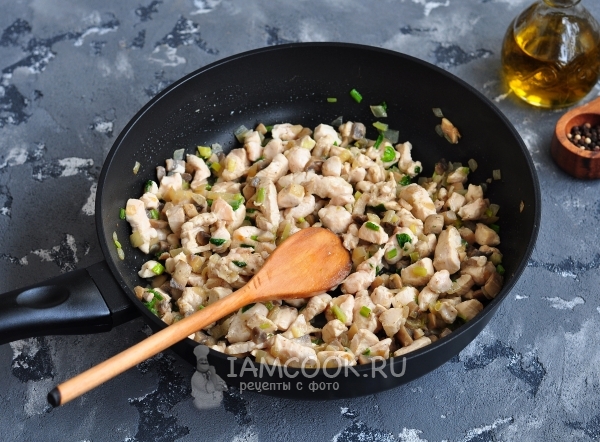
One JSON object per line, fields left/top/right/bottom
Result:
{"left": 125, "top": 120, "right": 504, "bottom": 368}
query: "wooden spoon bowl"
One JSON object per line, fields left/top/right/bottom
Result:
{"left": 551, "top": 96, "right": 600, "bottom": 179}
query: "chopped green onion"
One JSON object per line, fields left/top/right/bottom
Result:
{"left": 496, "top": 264, "right": 506, "bottom": 275}
{"left": 151, "top": 262, "right": 165, "bottom": 275}
{"left": 399, "top": 175, "right": 411, "bottom": 186}
{"left": 359, "top": 306, "right": 372, "bottom": 318}
{"left": 331, "top": 305, "right": 347, "bottom": 323}
{"left": 240, "top": 243, "right": 255, "bottom": 249}
{"left": 373, "top": 121, "right": 388, "bottom": 132}
{"left": 414, "top": 166, "right": 421, "bottom": 174}
{"left": 259, "top": 322, "right": 271, "bottom": 330}
{"left": 210, "top": 238, "right": 227, "bottom": 246}
{"left": 265, "top": 125, "right": 273, "bottom": 133}
{"left": 327, "top": 97, "right": 338, "bottom": 103}
{"left": 413, "top": 266, "right": 428, "bottom": 277}
{"left": 382, "top": 145, "right": 396, "bottom": 162}
{"left": 490, "top": 224, "right": 500, "bottom": 233}
{"left": 256, "top": 187, "right": 266, "bottom": 204}
{"left": 232, "top": 260, "right": 247, "bottom": 268}
{"left": 149, "top": 209, "right": 160, "bottom": 220}
{"left": 119, "top": 208, "right": 126, "bottom": 220}
{"left": 241, "top": 303, "right": 255, "bottom": 313}
{"left": 198, "top": 146, "right": 212, "bottom": 159}
{"left": 409, "top": 251, "right": 420, "bottom": 263}
{"left": 264, "top": 301, "right": 274, "bottom": 311}
{"left": 396, "top": 233, "right": 412, "bottom": 248}
{"left": 312, "top": 338, "right": 325, "bottom": 345}
{"left": 210, "top": 162, "right": 221, "bottom": 173}
{"left": 370, "top": 105, "right": 387, "bottom": 118}
{"left": 381, "top": 101, "right": 388, "bottom": 111}
{"left": 229, "top": 193, "right": 245, "bottom": 211}
{"left": 147, "top": 288, "right": 164, "bottom": 300}
{"left": 383, "top": 129, "right": 399, "bottom": 144}
{"left": 206, "top": 199, "right": 213, "bottom": 206}
{"left": 386, "top": 248, "right": 398, "bottom": 260}
{"left": 297, "top": 217, "right": 306, "bottom": 223}
{"left": 246, "top": 208, "right": 257, "bottom": 214}
{"left": 197, "top": 305, "right": 205, "bottom": 310}
{"left": 365, "top": 221, "right": 380, "bottom": 231}
{"left": 114, "top": 239, "right": 122, "bottom": 249}
{"left": 362, "top": 348, "right": 371, "bottom": 356}
{"left": 373, "top": 133, "right": 384, "bottom": 149}
{"left": 350, "top": 88, "right": 363, "bottom": 103}
{"left": 144, "top": 180, "right": 154, "bottom": 193}
{"left": 250, "top": 235, "right": 259, "bottom": 241}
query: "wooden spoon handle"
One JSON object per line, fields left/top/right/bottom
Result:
{"left": 48, "top": 285, "right": 252, "bottom": 406}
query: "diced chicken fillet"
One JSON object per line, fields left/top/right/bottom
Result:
{"left": 393, "top": 336, "right": 431, "bottom": 357}
{"left": 322, "top": 319, "right": 348, "bottom": 343}
{"left": 350, "top": 329, "right": 380, "bottom": 356}
{"left": 284, "top": 194, "right": 315, "bottom": 221}
{"left": 308, "top": 176, "right": 354, "bottom": 206}
{"left": 401, "top": 257, "right": 435, "bottom": 287}
{"left": 286, "top": 147, "right": 312, "bottom": 173}
{"left": 177, "top": 287, "right": 208, "bottom": 317}
{"left": 392, "top": 286, "right": 419, "bottom": 308}
{"left": 263, "top": 138, "right": 284, "bottom": 161}
{"left": 457, "top": 198, "right": 487, "bottom": 221}
{"left": 125, "top": 198, "right": 158, "bottom": 253}
{"left": 256, "top": 153, "right": 289, "bottom": 183}
{"left": 271, "top": 123, "right": 304, "bottom": 141}
{"left": 445, "top": 192, "right": 465, "bottom": 212}
{"left": 322, "top": 156, "right": 343, "bottom": 177}
{"left": 325, "top": 294, "right": 355, "bottom": 326}
{"left": 474, "top": 223, "right": 501, "bottom": 246}
{"left": 244, "top": 131, "right": 263, "bottom": 162}
{"left": 317, "top": 351, "right": 356, "bottom": 368}
{"left": 427, "top": 270, "right": 452, "bottom": 294}
{"left": 433, "top": 226, "right": 462, "bottom": 274}
{"left": 270, "top": 335, "right": 318, "bottom": 366}
{"left": 379, "top": 308, "right": 407, "bottom": 337}
{"left": 277, "top": 183, "right": 305, "bottom": 208}
{"left": 399, "top": 184, "right": 437, "bottom": 221}
{"left": 371, "top": 286, "right": 394, "bottom": 309}
{"left": 186, "top": 154, "right": 211, "bottom": 190}
{"left": 318, "top": 205, "right": 353, "bottom": 234}
{"left": 140, "top": 192, "right": 160, "bottom": 209}
{"left": 268, "top": 305, "right": 298, "bottom": 331}
{"left": 226, "top": 314, "right": 252, "bottom": 344}
{"left": 301, "top": 294, "right": 332, "bottom": 321}
{"left": 358, "top": 221, "right": 389, "bottom": 244}
{"left": 418, "top": 286, "right": 439, "bottom": 312}
{"left": 395, "top": 141, "right": 423, "bottom": 176}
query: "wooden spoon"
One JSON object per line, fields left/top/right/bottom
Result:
{"left": 48, "top": 227, "right": 351, "bottom": 407}
{"left": 551, "top": 95, "right": 600, "bottom": 179}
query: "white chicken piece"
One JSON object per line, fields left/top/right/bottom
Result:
{"left": 352, "top": 291, "right": 378, "bottom": 333}
{"left": 226, "top": 340, "right": 261, "bottom": 356}
{"left": 474, "top": 223, "right": 501, "bottom": 246}
{"left": 414, "top": 233, "right": 437, "bottom": 259}
{"left": 186, "top": 154, "right": 211, "bottom": 190}
{"left": 427, "top": 269, "right": 452, "bottom": 294}
{"left": 349, "top": 329, "right": 380, "bottom": 357}
{"left": 177, "top": 287, "right": 208, "bottom": 317}
{"left": 221, "top": 148, "right": 250, "bottom": 182}
{"left": 461, "top": 257, "right": 496, "bottom": 285}
{"left": 321, "top": 319, "right": 348, "bottom": 343}
{"left": 263, "top": 138, "right": 284, "bottom": 161}
{"left": 125, "top": 198, "right": 158, "bottom": 253}
{"left": 325, "top": 294, "right": 355, "bottom": 326}
{"left": 243, "top": 130, "right": 263, "bottom": 162}
{"left": 284, "top": 194, "right": 315, "bottom": 221}
{"left": 277, "top": 183, "right": 305, "bottom": 208}
{"left": 270, "top": 335, "right": 318, "bottom": 367}
{"left": 418, "top": 286, "right": 439, "bottom": 312}
{"left": 464, "top": 184, "right": 484, "bottom": 204}
{"left": 230, "top": 225, "right": 264, "bottom": 248}
{"left": 342, "top": 223, "right": 360, "bottom": 251}
{"left": 396, "top": 208, "right": 424, "bottom": 233}
{"left": 301, "top": 294, "right": 332, "bottom": 321}
{"left": 286, "top": 147, "right": 311, "bottom": 173}
{"left": 226, "top": 313, "right": 252, "bottom": 344}
{"left": 140, "top": 192, "right": 160, "bottom": 209}
{"left": 276, "top": 170, "right": 318, "bottom": 189}
{"left": 394, "top": 336, "right": 431, "bottom": 357}
{"left": 246, "top": 314, "right": 277, "bottom": 334}
{"left": 347, "top": 166, "right": 367, "bottom": 184}
{"left": 211, "top": 197, "right": 235, "bottom": 223}
{"left": 313, "top": 123, "right": 341, "bottom": 142}
{"left": 399, "top": 184, "right": 437, "bottom": 221}
{"left": 358, "top": 221, "right": 389, "bottom": 244}
{"left": 433, "top": 226, "right": 462, "bottom": 274}
{"left": 457, "top": 198, "right": 487, "bottom": 221}
{"left": 401, "top": 257, "right": 435, "bottom": 287}
{"left": 180, "top": 213, "right": 218, "bottom": 254}
{"left": 317, "top": 351, "right": 356, "bottom": 368}
{"left": 256, "top": 153, "right": 289, "bottom": 183}
{"left": 318, "top": 205, "right": 353, "bottom": 234}
{"left": 281, "top": 314, "right": 316, "bottom": 339}
{"left": 395, "top": 141, "right": 423, "bottom": 177}
{"left": 445, "top": 192, "right": 465, "bottom": 212}
{"left": 166, "top": 204, "right": 185, "bottom": 236}
{"left": 391, "top": 286, "right": 419, "bottom": 308}
{"left": 207, "top": 286, "right": 233, "bottom": 305}
{"left": 271, "top": 123, "right": 304, "bottom": 141}
{"left": 379, "top": 308, "right": 407, "bottom": 337}
{"left": 138, "top": 260, "right": 161, "bottom": 278}
{"left": 370, "top": 285, "right": 394, "bottom": 309}
{"left": 156, "top": 173, "right": 183, "bottom": 200}
{"left": 307, "top": 176, "right": 354, "bottom": 206}
{"left": 322, "top": 156, "right": 343, "bottom": 177}
{"left": 268, "top": 305, "right": 298, "bottom": 331}
{"left": 255, "top": 180, "right": 280, "bottom": 232}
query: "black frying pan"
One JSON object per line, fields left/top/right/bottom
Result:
{"left": 0, "top": 43, "right": 541, "bottom": 400}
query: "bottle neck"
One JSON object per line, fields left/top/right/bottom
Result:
{"left": 543, "top": 0, "right": 581, "bottom": 7}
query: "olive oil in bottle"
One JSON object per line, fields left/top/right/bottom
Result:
{"left": 501, "top": 0, "right": 600, "bottom": 108}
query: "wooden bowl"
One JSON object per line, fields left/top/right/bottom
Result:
{"left": 551, "top": 96, "right": 600, "bottom": 179}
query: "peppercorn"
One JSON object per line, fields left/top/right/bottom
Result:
{"left": 569, "top": 123, "right": 600, "bottom": 151}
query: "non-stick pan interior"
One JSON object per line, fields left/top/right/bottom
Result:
{"left": 97, "top": 43, "right": 540, "bottom": 394}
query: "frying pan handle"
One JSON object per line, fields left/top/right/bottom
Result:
{"left": 0, "top": 261, "right": 139, "bottom": 345}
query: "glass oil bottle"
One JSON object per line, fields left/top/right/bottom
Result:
{"left": 501, "top": 0, "right": 600, "bottom": 108}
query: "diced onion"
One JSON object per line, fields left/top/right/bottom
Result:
{"left": 133, "top": 161, "right": 141, "bottom": 174}
{"left": 493, "top": 169, "right": 502, "bottom": 180}
{"left": 234, "top": 125, "right": 250, "bottom": 143}
{"left": 468, "top": 158, "right": 478, "bottom": 171}
{"left": 383, "top": 129, "right": 399, "bottom": 144}
{"left": 432, "top": 107, "right": 444, "bottom": 118}
{"left": 370, "top": 105, "right": 388, "bottom": 118}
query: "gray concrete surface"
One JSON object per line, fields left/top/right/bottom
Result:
{"left": 1, "top": 0, "right": 600, "bottom": 440}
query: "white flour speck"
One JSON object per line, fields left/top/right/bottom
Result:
{"left": 543, "top": 296, "right": 584, "bottom": 310}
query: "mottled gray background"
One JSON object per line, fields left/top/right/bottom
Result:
{"left": 1, "top": 0, "right": 600, "bottom": 441}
